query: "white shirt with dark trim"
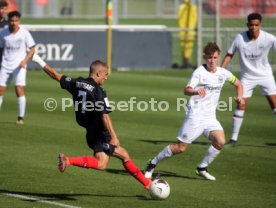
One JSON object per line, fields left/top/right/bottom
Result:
{"left": 0, "top": 26, "right": 35, "bottom": 70}
{"left": 185, "top": 65, "right": 233, "bottom": 119}
{"left": 227, "top": 30, "right": 276, "bottom": 80}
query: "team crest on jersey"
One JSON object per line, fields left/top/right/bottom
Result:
{"left": 218, "top": 75, "right": 224, "bottom": 83}
{"left": 65, "top": 77, "right": 72, "bottom": 82}
{"left": 258, "top": 44, "right": 264, "bottom": 50}
{"left": 182, "top": 133, "right": 187, "bottom": 139}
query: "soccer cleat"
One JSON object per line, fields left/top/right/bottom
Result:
{"left": 58, "top": 153, "right": 68, "bottom": 173}
{"left": 151, "top": 172, "right": 161, "bottom": 181}
{"left": 224, "top": 139, "right": 237, "bottom": 148}
{"left": 144, "top": 173, "right": 161, "bottom": 190}
{"left": 144, "top": 160, "right": 156, "bottom": 179}
{"left": 195, "top": 167, "right": 216, "bottom": 181}
{"left": 16, "top": 117, "right": 24, "bottom": 125}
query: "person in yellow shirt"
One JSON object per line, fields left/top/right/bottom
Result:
{"left": 178, "top": 0, "right": 197, "bottom": 69}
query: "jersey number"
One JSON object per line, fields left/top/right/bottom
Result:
{"left": 78, "top": 90, "right": 87, "bottom": 114}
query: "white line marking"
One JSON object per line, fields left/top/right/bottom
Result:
{"left": 2, "top": 193, "right": 83, "bottom": 208}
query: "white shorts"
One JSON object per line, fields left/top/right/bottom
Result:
{"left": 0, "top": 67, "right": 27, "bottom": 87}
{"left": 177, "top": 117, "right": 223, "bottom": 144}
{"left": 241, "top": 76, "right": 276, "bottom": 98}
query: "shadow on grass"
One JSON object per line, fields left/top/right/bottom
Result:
{"left": 265, "top": 143, "right": 276, "bottom": 147}
{"left": 106, "top": 168, "right": 199, "bottom": 180}
{"left": 139, "top": 139, "right": 276, "bottom": 148}
{"left": 0, "top": 189, "right": 89, "bottom": 201}
{"left": 139, "top": 139, "right": 209, "bottom": 146}
{"left": 0, "top": 121, "right": 19, "bottom": 125}
{"left": 0, "top": 189, "right": 147, "bottom": 201}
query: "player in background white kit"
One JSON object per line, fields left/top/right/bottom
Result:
{"left": 221, "top": 13, "right": 276, "bottom": 146}
{"left": 0, "top": 11, "right": 35, "bottom": 124}
{"left": 144, "top": 43, "right": 244, "bottom": 180}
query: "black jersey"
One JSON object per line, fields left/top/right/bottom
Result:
{"left": 0, "top": 19, "right": 8, "bottom": 29}
{"left": 60, "top": 75, "right": 112, "bottom": 128}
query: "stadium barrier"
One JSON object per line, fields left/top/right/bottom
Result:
{"left": 25, "top": 25, "right": 172, "bottom": 70}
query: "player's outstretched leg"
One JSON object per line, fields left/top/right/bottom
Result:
{"left": 195, "top": 144, "right": 221, "bottom": 181}
{"left": 227, "top": 109, "right": 245, "bottom": 146}
{"left": 144, "top": 145, "right": 174, "bottom": 179}
{"left": 58, "top": 153, "right": 99, "bottom": 172}
{"left": 123, "top": 159, "right": 153, "bottom": 190}
{"left": 195, "top": 167, "right": 216, "bottom": 181}
{"left": 144, "top": 159, "right": 156, "bottom": 179}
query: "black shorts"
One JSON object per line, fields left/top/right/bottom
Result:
{"left": 85, "top": 127, "right": 114, "bottom": 156}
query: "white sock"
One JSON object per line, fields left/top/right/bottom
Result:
{"left": 18, "top": 95, "right": 26, "bottom": 118}
{"left": 0, "top": 95, "right": 3, "bottom": 109}
{"left": 198, "top": 145, "right": 221, "bottom": 168}
{"left": 151, "top": 145, "right": 173, "bottom": 165}
{"left": 231, "top": 109, "right": 245, "bottom": 141}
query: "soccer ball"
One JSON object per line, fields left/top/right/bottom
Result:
{"left": 149, "top": 179, "right": 170, "bottom": 200}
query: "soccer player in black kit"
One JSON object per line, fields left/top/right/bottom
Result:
{"left": 0, "top": 1, "right": 8, "bottom": 30}
{"left": 32, "top": 54, "right": 155, "bottom": 190}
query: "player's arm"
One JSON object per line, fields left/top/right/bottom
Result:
{"left": 221, "top": 53, "right": 233, "bottom": 68}
{"left": 19, "top": 46, "right": 35, "bottom": 68}
{"left": 184, "top": 86, "right": 206, "bottom": 97}
{"left": 32, "top": 54, "right": 62, "bottom": 82}
{"left": 228, "top": 75, "right": 244, "bottom": 105}
{"left": 101, "top": 113, "right": 120, "bottom": 147}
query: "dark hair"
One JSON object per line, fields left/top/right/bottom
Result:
{"left": 89, "top": 60, "right": 108, "bottom": 76}
{"left": 203, "top": 42, "right": 220, "bottom": 56}
{"left": 8, "top": 11, "right": 21, "bottom": 19}
{"left": 0, "top": 0, "right": 8, "bottom": 7}
{"left": 247, "top": 13, "right": 262, "bottom": 22}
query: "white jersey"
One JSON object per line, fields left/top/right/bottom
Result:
{"left": 227, "top": 30, "right": 276, "bottom": 80}
{"left": 0, "top": 26, "right": 35, "bottom": 71}
{"left": 185, "top": 65, "right": 233, "bottom": 119}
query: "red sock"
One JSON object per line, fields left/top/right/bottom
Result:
{"left": 123, "top": 160, "right": 151, "bottom": 188}
{"left": 68, "top": 156, "right": 98, "bottom": 169}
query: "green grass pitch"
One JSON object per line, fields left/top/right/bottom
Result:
{"left": 0, "top": 70, "right": 275, "bottom": 208}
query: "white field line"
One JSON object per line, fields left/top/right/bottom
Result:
{"left": 2, "top": 193, "right": 84, "bottom": 208}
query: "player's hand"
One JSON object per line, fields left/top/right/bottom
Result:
{"left": 235, "top": 97, "right": 245, "bottom": 105}
{"left": 197, "top": 88, "right": 206, "bottom": 97}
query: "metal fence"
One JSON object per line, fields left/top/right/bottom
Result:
{"left": 15, "top": 0, "right": 181, "bottom": 19}
{"left": 13, "top": 0, "right": 276, "bottom": 69}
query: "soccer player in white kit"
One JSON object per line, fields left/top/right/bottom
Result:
{"left": 221, "top": 13, "right": 276, "bottom": 146}
{"left": 144, "top": 42, "right": 244, "bottom": 180}
{"left": 0, "top": 11, "right": 35, "bottom": 124}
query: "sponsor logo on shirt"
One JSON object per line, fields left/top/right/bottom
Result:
{"left": 203, "top": 85, "right": 222, "bottom": 91}
{"left": 76, "top": 81, "right": 94, "bottom": 92}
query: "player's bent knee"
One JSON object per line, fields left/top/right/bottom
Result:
{"left": 112, "top": 146, "right": 131, "bottom": 162}
{"left": 237, "top": 105, "right": 246, "bottom": 111}
{"left": 213, "top": 141, "right": 225, "bottom": 150}
{"left": 97, "top": 162, "right": 108, "bottom": 170}
{"left": 172, "top": 143, "right": 188, "bottom": 154}
{"left": 0, "top": 86, "right": 5, "bottom": 95}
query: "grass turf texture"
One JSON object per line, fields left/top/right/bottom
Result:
{"left": 0, "top": 70, "right": 275, "bottom": 208}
